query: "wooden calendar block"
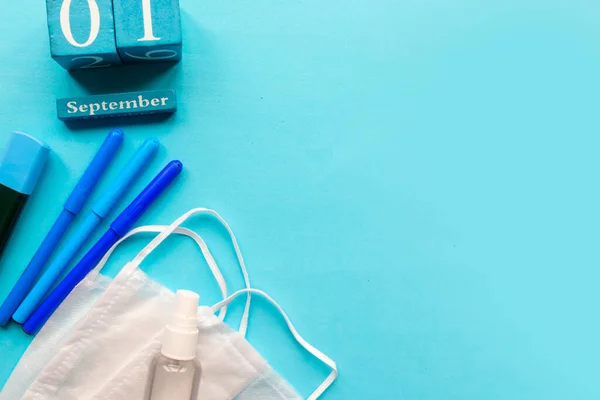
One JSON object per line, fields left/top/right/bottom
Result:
{"left": 56, "top": 90, "right": 177, "bottom": 121}
{"left": 113, "top": 0, "right": 182, "bottom": 64}
{"left": 46, "top": 0, "right": 122, "bottom": 70}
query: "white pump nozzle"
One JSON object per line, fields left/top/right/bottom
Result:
{"left": 160, "top": 290, "right": 200, "bottom": 361}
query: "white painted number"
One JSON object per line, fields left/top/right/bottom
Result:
{"left": 71, "top": 56, "right": 111, "bottom": 69}
{"left": 60, "top": 0, "right": 101, "bottom": 48}
{"left": 125, "top": 50, "right": 178, "bottom": 60}
{"left": 138, "top": 0, "right": 160, "bottom": 41}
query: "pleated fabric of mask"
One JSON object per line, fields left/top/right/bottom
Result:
{"left": 10, "top": 209, "right": 337, "bottom": 400}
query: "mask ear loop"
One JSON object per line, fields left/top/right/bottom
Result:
{"left": 87, "top": 226, "right": 229, "bottom": 320}
{"left": 211, "top": 289, "right": 338, "bottom": 400}
{"left": 131, "top": 208, "right": 252, "bottom": 336}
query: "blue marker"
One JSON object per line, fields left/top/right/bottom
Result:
{"left": 0, "top": 129, "right": 123, "bottom": 327}
{"left": 13, "top": 138, "right": 159, "bottom": 324}
{"left": 23, "top": 160, "right": 183, "bottom": 335}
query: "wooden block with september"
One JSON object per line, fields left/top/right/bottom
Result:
{"left": 113, "top": 0, "right": 182, "bottom": 64}
{"left": 46, "top": 0, "right": 122, "bottom": 70}
{"left": 56, "top": 90, "right": 177, "bottom": 121}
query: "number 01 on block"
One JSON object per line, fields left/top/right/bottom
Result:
{"left": 46, "top": 0, "right": 182, "bottom": 70}
{"left": 113, "top": 0, "right": 182, "bottom": 63}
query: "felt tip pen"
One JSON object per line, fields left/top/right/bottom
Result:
{"left": 0, "top": 132, "right": 49, "bottom": 261}
{"left": 13, "top": 137, "right": 159, "bottom": 324}
{"left": 23, "top": 160, "right": 183, "bottom": 335}
{"left": 0, "top": 129, "right": 123, "bottom": 327}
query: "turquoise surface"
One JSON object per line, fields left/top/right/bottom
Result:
{"left": 2, "top": 0, "right": 600, "bottom": 398}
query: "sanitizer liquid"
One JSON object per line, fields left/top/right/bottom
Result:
{"left": 145, "top": 290, "right": 202, "bottom": 400}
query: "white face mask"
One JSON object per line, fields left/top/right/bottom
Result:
{"left": 3, "top": 208, "right": 337, "bottom": 400}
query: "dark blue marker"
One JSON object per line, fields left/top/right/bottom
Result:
{"left": 23, "top": 160, "right": 183, "bottom": 335}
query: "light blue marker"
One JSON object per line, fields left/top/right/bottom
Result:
{"left": 0, "top": 129, "right": 123, "bottom": 327}
{"left": 12, "top": 137, "right": 159, "bottom": 323}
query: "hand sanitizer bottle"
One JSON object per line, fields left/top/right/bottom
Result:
{"left": 146, "top": 290, "right": 201, "bottom": 400}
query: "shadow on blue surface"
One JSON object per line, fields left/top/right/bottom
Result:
{"left": 68, "top": 63, "right": 180, "bottom": 94}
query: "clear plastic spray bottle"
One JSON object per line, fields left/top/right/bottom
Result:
{"left": 145, "top": 290, "right": 202, "bottom": 400}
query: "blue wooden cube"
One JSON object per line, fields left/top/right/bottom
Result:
{"left": 46, "top": 0, "right": 122, "bottom": 70}
{"left": 56, "top": 90, "right": 177, "bottom": 120}
{"left": 113, "top": 0, "right": 182, "bottom": 64}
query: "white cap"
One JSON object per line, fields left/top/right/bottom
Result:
{"left": 161, "top": 290, "right": 200, "bottom": 361}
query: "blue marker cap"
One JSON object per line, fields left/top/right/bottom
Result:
{"left": 112, "top": 160, "right": 183, "bottom": 236}
{"left": 92, "top": 137, "right": 159, "bottom": 218}
{"left": 10, "top": 136, "right": 159, "bottom": 325}
{"left": 22, "top": 160, "right": 183, "bottom": 335}
{"left": 64, "top": 129, "right": 124, "bottom": 214}
{"left": 0, "top": 132, "right": 50, "bottom": 195}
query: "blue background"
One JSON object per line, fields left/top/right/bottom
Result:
{"left": 1, "top": 0, "right": 600, "bottom": 398}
